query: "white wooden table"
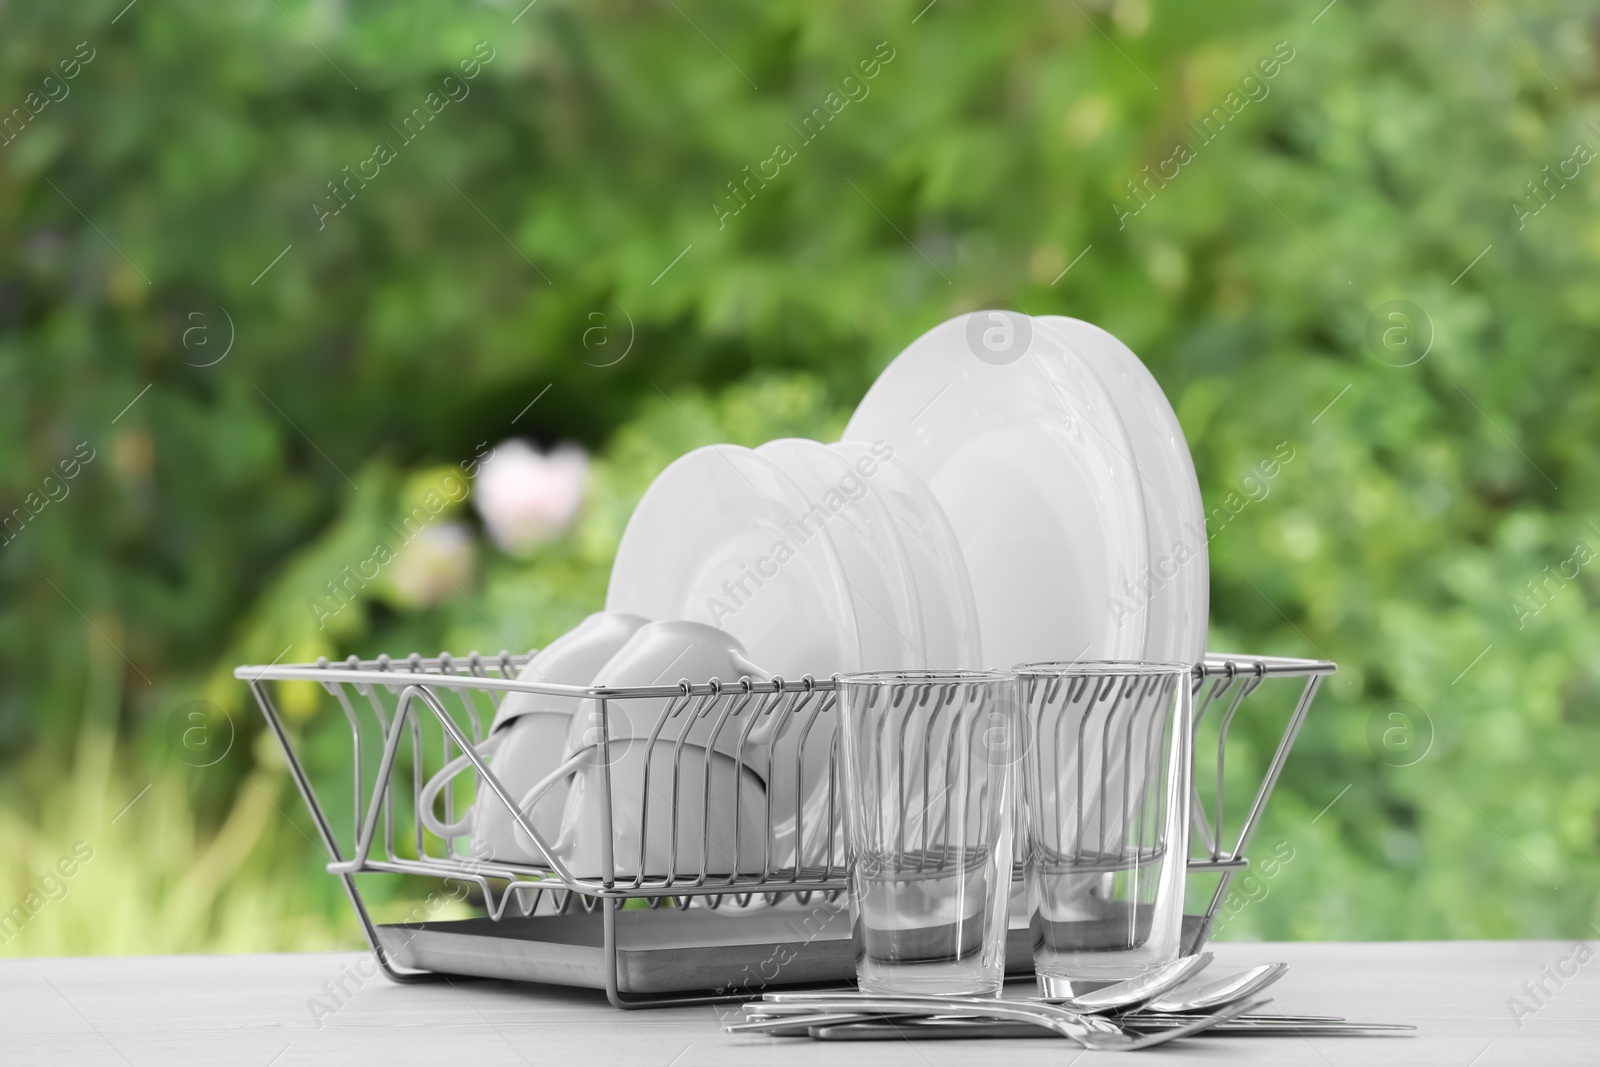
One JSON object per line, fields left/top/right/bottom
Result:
{"left": 2, "top": 941, "right": 1594, "bottom": 1065}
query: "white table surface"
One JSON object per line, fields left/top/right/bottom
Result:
{"left": 2, "top": 940, "right": 1594, "bottom": 1065}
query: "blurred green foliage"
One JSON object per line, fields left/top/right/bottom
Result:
{"left": 2, "top": 0, "right": 1598, "bottom": 955}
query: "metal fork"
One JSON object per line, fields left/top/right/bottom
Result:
{"left": 759, "top": 952, "right": 1210, "bottom": 1020}
{"left": 730, "top": 995, "right": 1269, "bottom": 1050}
{"left": 734, "top": 998, "right": 1117, "bottom": 1040}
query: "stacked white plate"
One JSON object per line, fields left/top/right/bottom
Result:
{"left": 840, "top": 312, "right": 1207, "bottom": 668}
{"left": 607, "top": 438, "right": 983, "bottom": 676}
{"left": 605, "top": 311, "right": 1208, "bottom": 674}
{"left": 449, "top": 312, "right": 1208, "bottom": 877}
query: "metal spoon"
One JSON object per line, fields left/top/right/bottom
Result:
{"left": 1144, "top": 961, "right": 1289, "bottom": 1014}
{"left": 1048, "top": 953, "right": 1214, "bottom": 1013}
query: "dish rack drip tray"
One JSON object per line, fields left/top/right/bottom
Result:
{"left": 236, "top": 650, "right": 1332, "bottom": 1008}
{"left": 379, "top": 906, "right": 857, "bottom": 993}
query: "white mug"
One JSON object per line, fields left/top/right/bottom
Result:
{"left": 549, "top": 739, "right": 768, "bottom": 879}
{"left": 562, "top": 619, "right": 771, "bottom": 761}
{"left": 540, "top": 620, "right": 772, "bottom": 878}
{"left": 417, "top": 611, "right": 648, "bottom": 864}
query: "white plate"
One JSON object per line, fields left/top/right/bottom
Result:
{"left": 1035, "top": 316, "right": 1208, "bottom": 663}
{"left": 756, "top": 438, "right": 923, "bottom": 671}
{"left": 827, "top": 440, "right": 982, "bottom": 670}
{"left": 605, "top": 444, "right": 861, "bottom": 680}
{"left": 842, "top": 313, "right": 1149, "bottom": 668}
{"left": 756, "top": 437, "right": 947, "bottom": 875}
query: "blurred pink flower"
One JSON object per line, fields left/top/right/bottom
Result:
{"left": 390, "top": 521, "right": 477, "bottom": 608}
{"left": 472, "top": 439, "right": 588, "bottom": 554}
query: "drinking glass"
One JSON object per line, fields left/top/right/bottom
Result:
{"left": 1015, "top": 661, "right": 1193, "bottom": 996}
{"left": 837, "top": 669, "right": 1018, "bottom": 996}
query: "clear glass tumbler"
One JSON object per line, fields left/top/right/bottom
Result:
{"left": 1015, "top": 661, "right": 1193, "bottom": 997}
{"left": 837, "top": 669, "right": 1018, "bottom": 996}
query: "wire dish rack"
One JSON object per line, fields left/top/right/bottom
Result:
{"left": 236, "top": 650, "right": 1332, "bottom": 1008}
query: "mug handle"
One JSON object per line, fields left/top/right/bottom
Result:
{"left": 418, "top": 732, "right": 504, "bottom": 840}
{"left": 506, "top": 743, "right": 611, "bottom": 861}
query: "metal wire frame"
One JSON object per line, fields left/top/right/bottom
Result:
{"left": 235, "top": 649, "right": 1332, "bottom": 1004}
{"left": 843, "top": 675, "right": 1010, "bottom": 882}
{"left": 1181, "top": 653, "right": 1333, "bottom": 953}
{"left": 1021, "top": 668, "right": 1180, "bottom": 874}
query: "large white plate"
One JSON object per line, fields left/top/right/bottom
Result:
{"left": 756, "top": 438, "right": 923, "bottom": 671}
{"left": 842, "top": 312, "right": 1149, "bottom": 668}
{"left": 828, "top": 439, "right": 982, "bottom": 670}
{"left": 605, "top": 444, "right": 861, "bottom": 680}
{"left": 1035, "top": 316, "right": 1208, "bottom": 663}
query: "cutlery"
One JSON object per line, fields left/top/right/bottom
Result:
{"left": 801, "top": 996, "right": 1271, "bottom": 1048}
{"left": 725, "top": 1012, "right": 906, "bottom": 1038}
{"left": 744, "top": 997, "right": 1122, "bottom": 1037}
{"left": 761, "top": 952, "right": 1212, "bottom": 1018}
{"left": 733, "top": 997, "right": 1107, "bottom": 1046}
{"left": 743, "top": 953, "right": 1222, "bottom": 1040}
{"left": 1127, "top": 1013, "right": 1415, "bottom": 1032}
{"left": 1047, "top": 953, "right": 1214, "bottom": 1013}
{"left": 806, "top": 1012, "right": 1414, "bottom": 1040}
{"left": 739, "top": 1005, "right": 1404, "bottom": 1032}
{"left": 1144, "top": 961, "right": 1289, "bottom": 1014}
